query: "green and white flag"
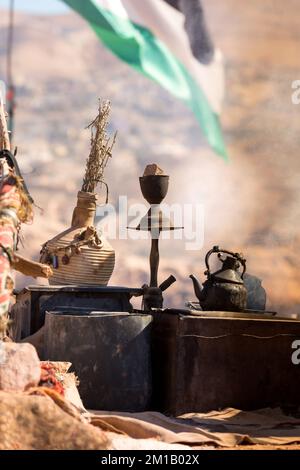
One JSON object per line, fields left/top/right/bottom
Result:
{"left": 62, "top": 0, "right": 227, "bottom": 159}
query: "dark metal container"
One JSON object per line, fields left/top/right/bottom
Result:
{"left": 139, "top": 175, "right": 169, "bottom": 204}
{"left": 44, "top": 310, "right": 152, "bottom": 411}
{"left": 152, "top": 310, "right": 300, "bottom": 415}
{"left": 10, "top": 285, "right": 142, "bottom": 341}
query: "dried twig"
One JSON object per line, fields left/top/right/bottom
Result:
{"left": 81, "top": 100, "right": 116, "bottom": 193}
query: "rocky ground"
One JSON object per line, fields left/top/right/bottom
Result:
{"left": 0, "top": 0, "right": 299, "bottom": 315}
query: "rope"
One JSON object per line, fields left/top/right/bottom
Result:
{"left": 40, "top": 227, "right": 103, "bottom": 267}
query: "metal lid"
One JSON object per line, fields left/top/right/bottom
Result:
{"left": 212, "top": 268, "right": 244, "bottom": 284}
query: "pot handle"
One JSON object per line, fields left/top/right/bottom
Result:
{"left": 205, "top": 245, "right": 246, "bottom": 278}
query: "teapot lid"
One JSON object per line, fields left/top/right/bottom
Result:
{"left": 212, "top": 268, "right": 244, "bottom": 284}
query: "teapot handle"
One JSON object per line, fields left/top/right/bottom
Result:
{"left": 205, "top": 245, "right": 246, "bottom": 278}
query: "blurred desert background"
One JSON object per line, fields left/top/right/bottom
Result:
{"left": 0, "top": 0, "right": 299, "bottom": 315}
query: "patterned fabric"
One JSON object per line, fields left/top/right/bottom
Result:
{"left": 0, "top": 177, "right": 20, "bottom": 338}
{"left": 0, "top": 180, "right": 22, "bottom": 213}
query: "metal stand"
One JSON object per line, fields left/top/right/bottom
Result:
{"left": 128, "top": 172, "right": 182, "bottom": 310}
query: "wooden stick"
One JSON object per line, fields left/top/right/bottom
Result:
{"left": 0, "top": 95, "right": 10, "bottom": 151}
{"left": 12, "top": 254, "right": 53, "bottom": 278}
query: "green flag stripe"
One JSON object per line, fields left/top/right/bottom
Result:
{"left": 63, "top": 0, "right": 227, "bottom": 159}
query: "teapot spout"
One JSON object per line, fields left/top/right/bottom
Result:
{"left": 189, "top": 274, "right": 203, "bottom": 301}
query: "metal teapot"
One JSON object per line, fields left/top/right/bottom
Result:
{"left": 190, "top": 246, "right": 247, "bottom": 312}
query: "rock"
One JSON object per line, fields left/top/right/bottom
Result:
{"left": 244, "top": 273, "right": 267, "bottom": 311}
{"left": 0, "top": 390, "right": 110, "bottom": 450}
{"left": 0, "top": 342, "right": 41, "bottom": 392}
{"left": 143, "top": 163, "right": 165, "bottom": 176}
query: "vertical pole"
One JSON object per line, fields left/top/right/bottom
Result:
{"left": 0, "top": 96, "right": 13, "bottom": 339}
{"left": 6, "top": 0, "right": 15, "bottom": 140}
{"left": 0, "top": 95, "right": 10, "bottom": 150}
{"left": 149, "top": 237, "right": 159, "bottom": 287}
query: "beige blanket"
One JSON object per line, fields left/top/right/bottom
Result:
{"left": 90, "top": 407, "right": 300, "bottom": 448}
{"left": 2, "top": 380, "right": 300, "bottom": 449}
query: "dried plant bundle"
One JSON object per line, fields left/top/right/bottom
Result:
{"left": 81, "top": 100, "right": 117, "bottom": 194}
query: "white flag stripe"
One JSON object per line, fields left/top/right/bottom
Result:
{"left": 65, "top": 0, "right": 227, "bottom": 157}
{"left": 115, "top": 0, "right": 224, "bottom": 113}
{"left": 93, "top": 0, "right": 129, "bottom": 19}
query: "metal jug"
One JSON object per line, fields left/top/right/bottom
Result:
{"left": 190, "top": 246, "right": 247, "bottom": 312}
